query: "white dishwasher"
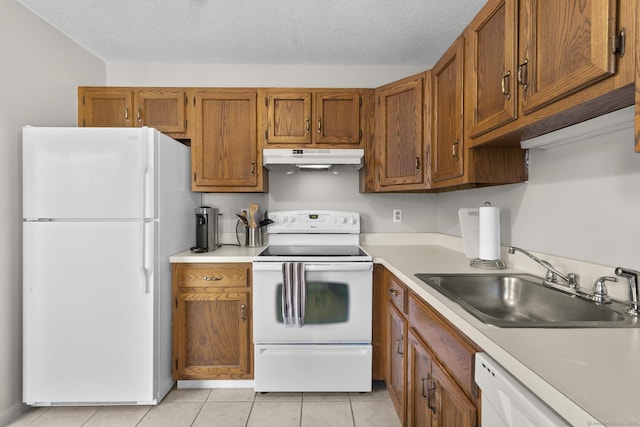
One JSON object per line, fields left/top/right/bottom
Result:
{"left": 475, "top": 353, "right": 571, "bottom": 427}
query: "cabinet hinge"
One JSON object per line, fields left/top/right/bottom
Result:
{"left": 377, "top": 96, "right": 380, "bottom": 106}
{"left": 612, "top": 28, "right": 626, "bottom": 57}
{"left": 359, "top": 96, "right": 362, "bottom": 107}
{"left": 185, "top": 119, "right": 188, "bottom": 129}
{"left": 193, "top": 97, "right": 196, "bottom": 106}
{"left": 184, "top": 96, "right": 188, "bottom": 105}
{"left": 359, "top": 130, "right": 362, "bottom": 140}
{"left": 265, "top": 130, "right": 268, "bottom": 140}
{"left": 193, "top": 172, "right": 196, "bottom": 182}
{"left": 265, "top": 97, "right": 269, "bottom": 107}
{"left": 174, "top": 297, "right": 178, "bottom": 309}
{"left": 82, "top": 96, "right": 85, "bottom": 106}
{"left": 174, "top": 359, "right": 178, "bottom": 371}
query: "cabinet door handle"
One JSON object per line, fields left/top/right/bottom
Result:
{"left": 137, "top": 108, "right": 142, "bottom": 123}
{"left": 396, "top": 336, "right": 404, "bottom": 355}
{"left": 501, "top": 71, "right": 511, "bottom": 100}
{"left": 415, "top": 156, "right": 420, "bottom": 171}
{"left": 388, "top": 289, "right": 398, "bottom": 296}
{"left": 250, "top": 161, "right": 255, "bottom": 175}
{"left": 305, "top": 119, "right": 310, "bottom": 134}
{"left": 203, "top": 275, "right": 222, "bottom": 281}
{"left": 124, "top": 108, "right": 130, "bottom": 122}
{"left": 452, "top": 140, "right": 459, "bottom": 160}
{"left": 241, "top": 304, "right": 247, "bottom": 321}
{"left": 421, "top": 375, "right": 431, "bottom": 399}
{"left": 427, "top": 381, "right": 437, "bottom": 413}
{"left": 317, "top": 119, "right": 322, "bottom": 134}
{"left": 517, "top": 59, "right": 529, "bottom": 90}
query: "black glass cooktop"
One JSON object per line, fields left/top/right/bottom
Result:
{"left": 257, "top": 245, "right": 368, "bottom": 257}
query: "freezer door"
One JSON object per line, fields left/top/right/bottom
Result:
{"left": 23, "top": 127, "right": 156, "bottom": 220}
{"left": 23, "top": 221, "right": 157, "bottom": 404}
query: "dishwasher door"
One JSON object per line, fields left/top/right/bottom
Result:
{"left": 475, "top": 353, "right": 570, "bottom": 427}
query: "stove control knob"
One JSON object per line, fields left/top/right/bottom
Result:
{"left": 279, "top": 216, "right": 288, "bottom": 223}
{"left": 339, "top": 216, "right": 348, "bottom": 224}
{"left": 349, "top": 217, "right": 358, "bottom": 225}
{"left": 289, "top": 216, "right": 296, "bottom": 223}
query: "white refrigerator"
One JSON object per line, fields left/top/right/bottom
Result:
{"left": 22, "top": 126, "right": 199, "bottom": 405}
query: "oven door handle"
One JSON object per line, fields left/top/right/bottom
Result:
{"left": 252, "top": 262, "right": 372, "bottom": 272}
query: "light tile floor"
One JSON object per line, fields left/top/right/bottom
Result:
{"left": 7, "top": 381, "right": 401, "bottom": 427}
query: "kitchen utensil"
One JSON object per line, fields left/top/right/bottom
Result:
{"left": 248, "top": 203, "right": 259, "bottom": 228}
{"left": 258, "top": 218, "right": 274, "bottom": 228}
{"left": 236, "top": 212, "right": 248, "bottom": 225}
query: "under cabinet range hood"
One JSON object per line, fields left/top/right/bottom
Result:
{"left": 263, "top": 148, "right": 364, "bottom": 172}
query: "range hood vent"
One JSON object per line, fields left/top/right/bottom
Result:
{"left": 263, "top": 148, "right": 364, "bottom": 172}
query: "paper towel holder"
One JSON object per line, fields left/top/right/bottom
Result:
{"left": 470, "top": 202, "right": 507, "bottom": 269}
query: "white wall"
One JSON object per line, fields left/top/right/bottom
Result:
{"left": 0, "top": 2, "right": 105, "bottom": 423}
{"left": 437, "top": 107, "right": 640, "bottom": 270}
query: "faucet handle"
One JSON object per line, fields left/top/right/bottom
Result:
{"left": 615, "top": 267, "right": 640, "bottom": 315}
{"left": 591, "top": 276, "right": 617, "bottom": 303}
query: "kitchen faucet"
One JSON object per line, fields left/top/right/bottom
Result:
{"left": 615, "top": 267, "right": 640, "bottom": 315}
{"left": 507, "top": 246, "right": 579, "bottom": 289}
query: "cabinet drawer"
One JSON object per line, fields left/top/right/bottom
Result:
{"left": 174, "top": 263, "right": 251, "bottom": 289}
{"left": 386, "top": 271, "right": 408, "bottom": 314}
{"left": 408, "top": 293, "right": 477, "bottom": 400}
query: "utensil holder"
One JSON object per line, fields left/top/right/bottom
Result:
{"left": 245, "top": 227, "right": 262, "bottom": 247}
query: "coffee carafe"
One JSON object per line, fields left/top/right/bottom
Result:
{"left": 190, "top": 206, "right": 220, "bottom": 253}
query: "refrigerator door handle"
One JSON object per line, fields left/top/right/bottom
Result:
{"left": 142, "top": 129, "right": 156, "bottom": 219}
{"left": 142, "top": 220, "right": 155, "bottom": 294}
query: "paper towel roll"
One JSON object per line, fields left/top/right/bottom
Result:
{"left": 478, "top": 206, "right": 500, "bottom": 260}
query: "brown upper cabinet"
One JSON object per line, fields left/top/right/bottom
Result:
{"left": 467, "top": 0, "right": 519, "bottom": 138}
{"left": 432, "top": 36, "right": 465, "bottom": 185}
{"left": 259, "top": 89, "right": 363, "bottom": 147}
{"left": 374, "top": 72, "right": 431, "bottom": 192}
{"left": 468, "top": 0, "right": 636, "bottom": 147}
{"left": 78, "top": 87, "right": 190, "bottom": 139}
{"left": 190, "top": 89, "right": 265, "bottom": 192}
{"left": 518, "top": 0, "right": 618, "bottom": 114}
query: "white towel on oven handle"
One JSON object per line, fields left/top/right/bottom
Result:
{"left": 282, "top": 262, "right": 306, "bottom": 327}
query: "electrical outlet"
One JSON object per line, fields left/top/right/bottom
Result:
{"left": 393, "top": 209, "right": 402, "bottom": 223}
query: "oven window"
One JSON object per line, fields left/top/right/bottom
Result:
{"left": 276, "top": 282, "right": 349, "bottom": 324}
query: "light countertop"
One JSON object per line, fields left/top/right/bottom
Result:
{"left": 170, "top": 235, "right": 640, "bottom": 426}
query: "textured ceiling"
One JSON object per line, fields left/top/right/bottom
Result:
{"left": 16, "top": 0, "right": 486, "bottom": 66}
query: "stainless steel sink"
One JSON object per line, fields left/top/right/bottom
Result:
{"left": 415, "top": 273, "right": 639, "bottom": 328}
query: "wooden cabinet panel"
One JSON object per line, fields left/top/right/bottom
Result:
{"left": 408, "top": 294, "right": 477, "bottom": 400}
{"left": 262, "top": 89, "right": 362, "bottom": 147}
{"left": 387, "top": 269, "right": 408, "bottom": 314}
{"left": 191, "top": 90, "right": 263, "bottom": 192}
{"left": 388, "top": 302, "right": 407, "bottom": 425}
{"left": 431, "top": 361, "right": 476, "bottom": 427}
{"left": 407, "top": 329, "right": 434, "bottom": 427}
{"left": 174, "top": 291, "right": 251, "bottom": 379}
{"left": 467, "top": 0, "right": 518, "bottom": 137}
{"left": 519, "top": 0, "right": 618, "bottom": 114}
{"left": 172, "top": 263, "right": 253, "bottom": 380}
{"left": 432, "top": 37, "right": 465, "bottom": 183}
{"left": 315, "top": 91, "right": 361, "bottom": 144}
{"left": 136, "top": 88, "right": 189, "bottom": 136}
{"left": 375, "top": 74, "right": 429, "bottom": 191}
{"left": 79, "top": 87, "right": 190, "bottom": 138}
{"left": 372, "top": 264, "right": 388, "bottom": 381}
{"left": 173, "top": 263, "right": 250, "bottom": 289}
{"left": 79, "top": 87, "right": 133, "bottom": 127}
{"left": 266, "top": 91, "right": 312, "bottom": 144}
{"left": 635, "top": 1, "right": 640, "bottom": 153}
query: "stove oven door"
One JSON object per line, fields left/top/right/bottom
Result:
{"left": 252, "top": 262, "right": 373, "bottom": 343}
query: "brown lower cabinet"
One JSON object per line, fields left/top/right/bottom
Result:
{"left": 172, "top": 263, "right": 253, "bottom": 380}
{"left": 379, "top": 267, "right": 479, "bottom": 427}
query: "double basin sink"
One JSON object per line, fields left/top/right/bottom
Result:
{"left": 415, "top": 273, "right": 639, "bottom": 328}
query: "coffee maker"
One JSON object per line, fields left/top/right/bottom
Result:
{"left": 190, "top": 206, "right": 220, "bottom": 253}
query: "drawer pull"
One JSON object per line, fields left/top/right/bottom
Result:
{"left": 241, "top": 304, "right": 247, "bottom": 321}
{"left": 203, "top": 275, "right": 223, "bottom": 281}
